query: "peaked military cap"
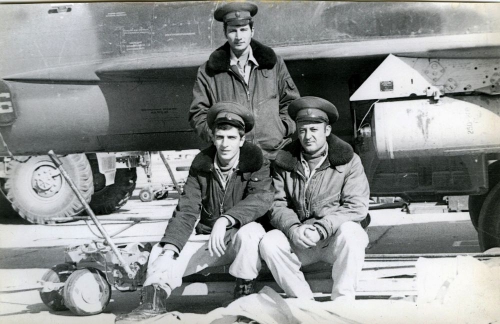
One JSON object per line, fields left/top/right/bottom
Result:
{"left": 288, "top": 96, "right": 339, "bottom": 125}
{"left": 207, "top": 101, "right": 254, "bottom": 133}
{"left": 214, "top": 2, "right": 258, "bottom": 26}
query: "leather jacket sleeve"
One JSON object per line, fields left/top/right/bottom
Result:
{"left": 160, "top": 168, "right": 202, "bottom": 252}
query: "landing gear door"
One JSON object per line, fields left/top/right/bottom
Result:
{"left": 96, "top": 152, "right": 116, "bottom": 186}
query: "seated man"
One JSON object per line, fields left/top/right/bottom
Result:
{"left": 260, "top": 96, "right": 370, "bottom": 302}
{"left": 117, "top": 102, "right": 273, "bottom": 323}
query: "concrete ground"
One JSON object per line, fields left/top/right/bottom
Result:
{"left": 0, "top": 197, "right": 480, "bottom": 324}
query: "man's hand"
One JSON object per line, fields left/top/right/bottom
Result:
{"left": 290, "top": 224, "right": 317, "bottom": 249}
{"left": 304, "top": 227, "right": 321, "bottom": 244}
{"left": 144, "top": 249, "right": 176, "bottom": 286}
{"left": 209, "top": 217, "right": 229, "bottom": 257}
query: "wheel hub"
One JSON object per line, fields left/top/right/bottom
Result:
{"left": 31, "top": 165, "right": 63, "bottom": 198}
{"left": 80, "top": 273, "right": 101, "bottom": 304}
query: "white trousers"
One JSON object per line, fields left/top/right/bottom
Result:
{"left": 259, "top": 221, "right": 369, "bottom": 301}
{"left": 146, "top": 222, "right": 265, "bottom": 293}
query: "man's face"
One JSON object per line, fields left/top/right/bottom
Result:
{"left": 298, "top": 122, "right": 331, "bottom": 155}
{"left": 225, "top": 24, "right": 254, "bottom": 56}
{"left": 213, "top": 126, "right": 245, "bottom": 164}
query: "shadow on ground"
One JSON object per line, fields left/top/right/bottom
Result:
{"left": 0, "top": 194, "right": 30, "bottom": 225}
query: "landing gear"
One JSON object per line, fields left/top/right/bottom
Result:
{"left": 4, "top": 154, "right": 93, "bottom": 224}
{"left": 139, "top": 151, "right": 185, "bottom": 203}
{"left": 89, "top": 158, "right": 137, "bottom": 215}
{"left": 139, "top": 152, "right": 153, "bottom": 202}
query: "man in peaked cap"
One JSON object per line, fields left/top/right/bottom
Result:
{"left": 189, "top": 1, "right": 300, "bottom": 160}
{"left": 117, "top": 102, "right": 272, "bottom": 323}
{"left": 259, "top": 96, "right": 371, "bottom": 302}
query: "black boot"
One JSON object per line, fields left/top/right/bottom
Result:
{"left": 233, "top": 278, "right": 257, "bottom": 299}
{"left": 115, "top": 285, "right": 168, "bottom": 323}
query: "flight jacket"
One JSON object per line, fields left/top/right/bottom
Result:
{"left": 189, "top": 39, "right": 300, "bottom": 160}
{"left": 161, "top": 142, "right": 273, "bottom": 252}
{"left": 270, "top": 134, "right": 370, "bottom": 239}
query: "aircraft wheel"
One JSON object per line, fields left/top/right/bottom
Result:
{"left": 63, "top": 269, "right": 111, "bottom": 316}
{"left": 139, "top": 187, "right": 153, "bottom": 202}
{"left": 88, "top": 159, "right": 137, "bottom": 214}
{"left": 5, "top": 154, "right": 93, "bottom": 224}
{"left": 477, "top": 182, "right": 500, "bottom": 251}
{"left": 469, "top": 161, "right": 500, "bottom": 230}
{"left": 40, "top": 263, "right": 76, "bottom": 311}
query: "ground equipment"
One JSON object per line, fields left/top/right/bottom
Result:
{"left": 139, "top": 151, "right": 190, "bottom": 202}
{"left": 39, "top": 151, "right": 166, "bottom": 315}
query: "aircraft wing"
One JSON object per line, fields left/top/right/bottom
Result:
{"left": 1, "top": 1, "right": 500, "bottom": 155}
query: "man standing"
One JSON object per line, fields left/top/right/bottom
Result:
{"left": 117, "top": 102, "right": 272, "bottom": 323}
{"left": 259, "top": 96, "right": 370, "bottom": 302}
{"left": 189, "top": 2, "right": 300, "bottom": 160}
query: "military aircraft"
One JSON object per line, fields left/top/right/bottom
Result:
{"left": 0, "top": 1, "right": 499, "bottom": 251}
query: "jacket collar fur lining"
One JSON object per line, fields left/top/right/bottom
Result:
{"left": 206, "top": 39, "right": 277, "bottom": 75}
{"left": 274, "top": 135, "right": 354, "bottom": 171}
{"left": 191, "top": 141, "right": 264, "bottom": 174}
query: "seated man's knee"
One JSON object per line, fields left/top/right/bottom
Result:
{"left": 234, "top": 222, "right": 265, "bottom": 242}
{"left": 259, "top": 229, "right": 288, "bottom": 257}
{"left": 336, "top": 221, "right": 369, "bottom": 247}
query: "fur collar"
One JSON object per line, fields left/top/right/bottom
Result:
{"left": 191, "top": 141, "right": 264, "bottom": 173}
{"left": 206, "top": 39, "right": 277, "bottom": 75}
{"left": 274, "top": 135, "right": 354, "bottom": 171}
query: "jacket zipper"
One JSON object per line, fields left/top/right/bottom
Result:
{"left": 228, "top": 67, "right": 255, "bottom": 145}
{"left": 220, "top": 188, "right": 226, "bottom": 216}
{"left": 219, "top": 171, "right": 236, "bottom": 216}
{"left": 304, "top": 175, "right": 315, "bottom": 218}
{"left": 305, "top": 178, "right": 314, "bottom": 219}
{"left": 296, "top": 170, "right": 310, "bottom": 219}
{"left": 228, "top": 67, "right": 253, "bottom": 101}
{"left": 303, "top": 160, "right": 327, "bottom": 219}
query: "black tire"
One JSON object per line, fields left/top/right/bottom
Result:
{"left": 469, "top": 161, "right": 500, "bottom": 230}
{"left": 63, "top": 269, "right": 111, "bottom": 316}
{"left": 4, "top": 154, "right": 93, "bottom": 224}
{"left": 477, "top": 182, "right": 500, "bottom": 251}
{"left": 468, "top": 195, "right": 484, "bottom": 230}
{"left": 154, "top": 190, "right": 168, "bottom": 200}
{"left": 88, "top": 159, "right": 137, "bottom": 215}
{"left": 40, "top": 263, "right": 76, "bottom": 311}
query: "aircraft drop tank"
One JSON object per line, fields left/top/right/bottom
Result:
{"left": 371, "top": 96, "right": 500, "bottom": 159}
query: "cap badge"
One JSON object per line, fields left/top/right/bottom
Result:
{"left": 235, "top": 11, "right": 240, "bottom": 17}
{"left": 307, "top": 108, "right": 312, "bottom": 115}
